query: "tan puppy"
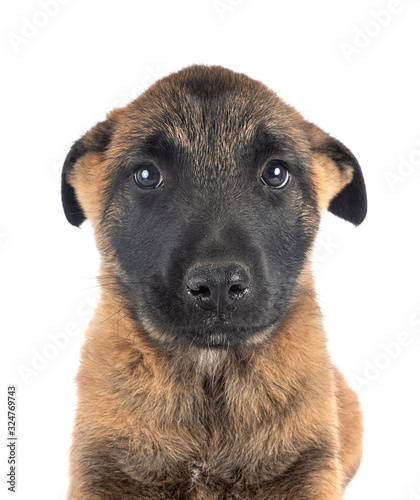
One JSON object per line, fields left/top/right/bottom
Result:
{"left": 62, "top": 65, "right": 365, "bottom": 499}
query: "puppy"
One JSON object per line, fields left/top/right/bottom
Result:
{"left": 62, "top": 65, "right": 365, "bottom": 499}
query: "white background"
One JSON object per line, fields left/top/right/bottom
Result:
{"left": 1, "top": 0, "right": 420, "bottom": 498}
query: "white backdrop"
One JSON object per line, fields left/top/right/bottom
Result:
{"left": 1, "top": 0, "right": 420, "bottom": 498}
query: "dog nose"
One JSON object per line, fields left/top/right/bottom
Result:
{"left": 186, "top": 263, "right": 250, "bottom": 313}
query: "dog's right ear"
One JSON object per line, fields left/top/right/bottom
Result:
{"left": 61, "top": 116, "right": 117, "bottom": 227}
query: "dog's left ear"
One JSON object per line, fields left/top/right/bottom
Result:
{"left": 306, "top": 122, "right": 367, "bottom": 226}
{"left": 61, "top": 114, "right": 118, "bottom": 227}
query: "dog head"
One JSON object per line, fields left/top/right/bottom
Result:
{"left": 62, "top": 65, "right": 367, "bottom": 349}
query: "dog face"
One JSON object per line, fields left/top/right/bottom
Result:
{"left": 62, "top": 65, "right": 366, "bottom": 349}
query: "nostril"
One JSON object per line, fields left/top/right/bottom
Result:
{"left": 188, "top": 285, "right": 211, "bottom": 298}
{"left": 186, "top": 263, "right": 250, "bottom": 312}
{"left": 228, "top": 283, "right": 249, "bottom": 298}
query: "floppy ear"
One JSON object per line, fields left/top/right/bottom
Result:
{"left": 61, "top": 117, "right": 117, "bottom": 227}
{"left": 307, "top": 123, "right": 367, "bottom": 226}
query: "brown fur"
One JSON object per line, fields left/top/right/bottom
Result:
{"left": 65, "top": 66, "right": 363, "bottom": 499}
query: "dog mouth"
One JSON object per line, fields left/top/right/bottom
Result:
{"left": 174, "top": 323, "right": 275, "bottom": 349}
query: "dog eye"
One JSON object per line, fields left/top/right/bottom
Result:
{"left": 134, "top": 163, "right": 163, "bottom": 189}
{"left": 261, "top": 160, "right": 290, "bottom": 189}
